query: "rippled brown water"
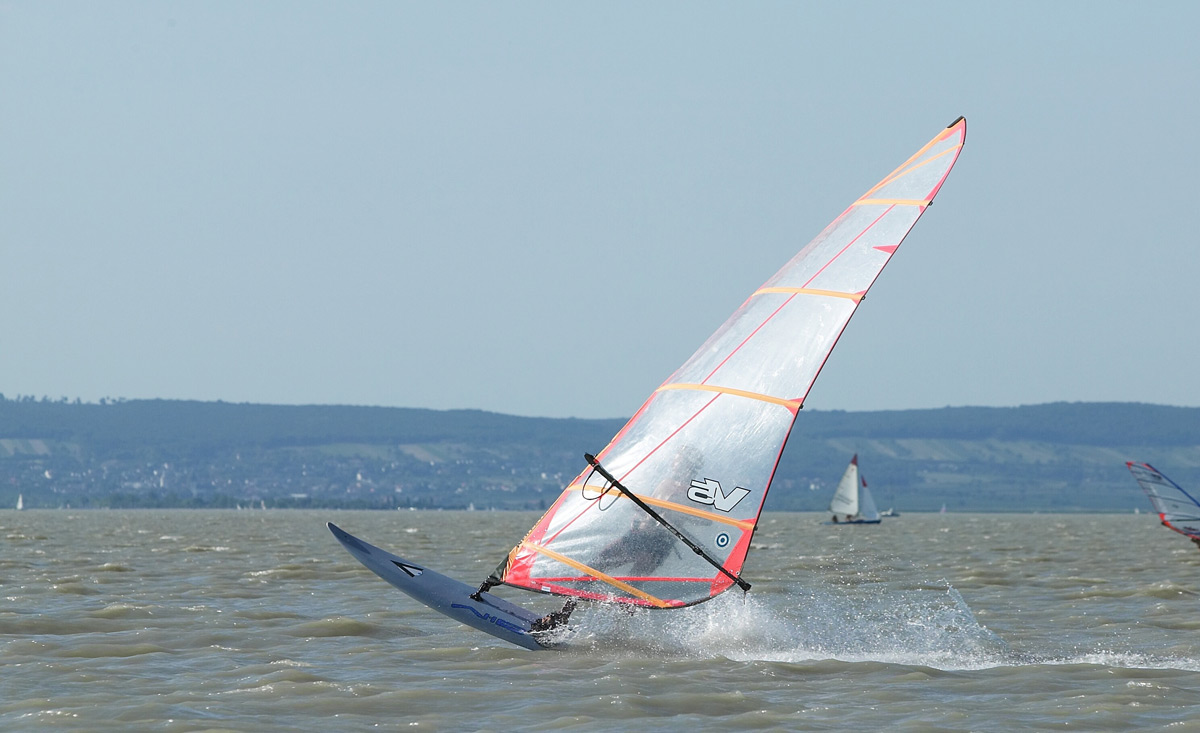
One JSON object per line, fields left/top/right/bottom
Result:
{"left": 3, "top": 510, "right": 1200, "bottom": 731}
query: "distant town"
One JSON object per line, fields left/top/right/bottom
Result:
{"left": 3, "top": 396, "right": 1199, "bottom": 513}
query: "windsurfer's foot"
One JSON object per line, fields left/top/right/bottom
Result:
{"left": 531, "top": 598, "right": 577, "bottom": 633}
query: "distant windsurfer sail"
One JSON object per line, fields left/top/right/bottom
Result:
{"left": 1126, "top": 462, "right": 1200, "bottom": 550}
{"left": 331, "top": 116, "right": 968, "bottom": 648}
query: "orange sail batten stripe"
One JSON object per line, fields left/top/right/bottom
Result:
{"left": 564, "top": 483, "right": 757, "bottom": 530}
{"left": 655, "top": 382, "right": 801, "bottom": 411}
{"left": 879, "top": 127, "right": 962, "bottom": 186}
{"left": 852, "top": 198, "right": 930, "bottom": 207}
{"left": 521, "top": 541, "right": 672, "bottom": 608}
{"left": 535, "top": 574, "right": 716, "bottom": 584}
{"left": 752, "top": 286, "right": 863, "bottom": 303}
{"left": 861, "top": 143, "right": 962, "bottom": 201}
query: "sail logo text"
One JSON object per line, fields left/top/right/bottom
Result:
{"left": 687, "top": 478, "right": 749, "bottom": 513}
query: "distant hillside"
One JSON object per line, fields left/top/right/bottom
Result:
{"left": 777, "top": 402, "right": 1200, "bottom": 513}
{"left": 1, "top": 397, "right": 1197, "bottom": 512}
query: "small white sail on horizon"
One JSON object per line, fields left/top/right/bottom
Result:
{"left": 16, "top": 494, "right": 23, "bottom": 511}
{"left": 829, "top": 455, "right": 880, "bottom": 524}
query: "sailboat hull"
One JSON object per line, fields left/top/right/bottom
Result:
{"left": 327, "top": 522, "right": 553, "bottom": 651}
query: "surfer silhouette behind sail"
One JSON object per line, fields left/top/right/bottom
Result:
{"left": 592, "top": 447, "right": 702, "bottom": 577}
{"left": 593, "top": 516, "right": 677, "bottom": 575}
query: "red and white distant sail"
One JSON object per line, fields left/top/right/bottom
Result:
{"left": 496, "top": 118, "right": 968, "bottom": 608}
{"left": 1127, "top": 461, "right": 1200, "bottom": 544}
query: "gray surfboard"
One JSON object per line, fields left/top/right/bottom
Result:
{"left": 327, "top": 522, "right": 551, "bottom": 651}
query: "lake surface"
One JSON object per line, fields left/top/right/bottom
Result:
{"left": 3, "top": 509, "right": 1200, "bottom": 731}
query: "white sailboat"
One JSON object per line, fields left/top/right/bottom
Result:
{"left": 16, "top": 494, "right": 23, "bottom": 511}
{"left": 829, "top": 455, "right": 881, "bottom": 524}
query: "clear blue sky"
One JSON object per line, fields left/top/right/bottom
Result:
{"left": 2, "top": 2, "right": 1197, "bottom": 418}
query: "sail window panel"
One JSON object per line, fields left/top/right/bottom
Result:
{"left": 519, "top": 544, "right": 576, "bottom": 583}
{"left": 600, "top": 388, "right": 792, "bottom": 523}
{"left": 865, "top": 132, "right": 963, "bottom": 201}
{"left": 526, "top": 495, "right": 745, "bottom": 606}
{"left": 758, "top": 207, "right": 889, "bottom": 288}
{"left": 671, "top": 293, "right": 856, "bottom": 400}
{"left": 584, "top": 521, "right": 726, "bottom": 585}
{"left": 549, "top": 577, "right": 711, "bottom": 608}
{"left": 618, "top": 579, "right": 712, "bottom": 605}
{"left": 550, "top": 579, "right": 705, "bottom": 607}
{"left": 537, "top": 482, "right": 622, "bottom": 540}
{"left": 924, "top": 130, "right": 966, "bottom": 162}
{"left": 529, "top": 526, "right": 745, "bottom": 607}
{"left": 868, "top": 155, "right": 954, "bottom": 202}
{"left": 535, "top": 499, "right": 645, "bottom": 567}
{"left": 511, "top": 387, "right": 790, "bottom": 606}
{"left": 761, "top": 208, "right": 922, "bottom": 295}
{"left": 796, "top": 211, "right": 919, "bottom": 294}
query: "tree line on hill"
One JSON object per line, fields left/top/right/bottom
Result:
{"left": 1, "top": 396, "right": 1197, "bottom": 512}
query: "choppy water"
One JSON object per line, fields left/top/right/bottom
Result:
{"left": 3, "top": 510, "right": 1200, "bottom": 731}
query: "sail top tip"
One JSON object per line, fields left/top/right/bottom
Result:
{"left": 947, "top": 115, "right": 965, "bottom": 128}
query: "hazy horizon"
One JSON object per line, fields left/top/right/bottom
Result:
{"left": 5, "top": 392, "right": 1198, "bottom": 423}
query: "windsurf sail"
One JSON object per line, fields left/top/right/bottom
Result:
{"left": 830, "top": 455, "right": 879, "bottom": 522}
{"left": 1126, "top": 462, "right": 1200, "bottom": 542}
{"left": 489, "top": 118, "right": 967, "bottom": 609}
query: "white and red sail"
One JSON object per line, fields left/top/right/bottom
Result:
{"left": 497, "top": 118, "right": 968, "bottom": 608}
{"left": 1127, "top": 461, "right": 1200, "bottom": 542}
